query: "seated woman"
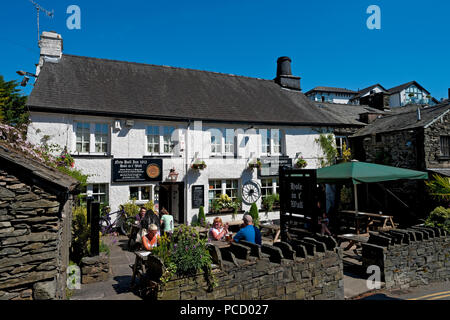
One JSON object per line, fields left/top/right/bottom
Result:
{"left": 208, "top": 217, "right": 229, "bottom": 241}
{"left": 142, "top": 224, "right": 160, "bottom": 251}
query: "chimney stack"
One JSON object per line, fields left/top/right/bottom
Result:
{"left": 36, "top": 31, "right": 63, "bottom": 76}
{"left": 275, "top": 56, "right": 301, "bottom": 91}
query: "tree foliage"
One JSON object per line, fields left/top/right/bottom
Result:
{"left": 0, "top": 76, "right": 28, "bottom": 126}
{"left": 425, "top": 174, "right": 450, "bottom": 202}
{"left": 315, "top": 133, "right": 338, "bottom": 168}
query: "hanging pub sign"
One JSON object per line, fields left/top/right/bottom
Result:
{"left": 279, "top": 167, "right": 318, "bottom": 242}
{"left": 112, "top": 159, "right": 163, "bottom": 182}
{"left": 191, "top": 185, "right": 205, "bottom": 209}
{"left": 259, "top": 156, "right": 292, "bottom": 177}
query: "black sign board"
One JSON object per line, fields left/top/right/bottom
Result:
{"left": 112, "top": 158, "right": 163, "bottom": 182}
{"left": 279, "top": 167, "right": 318, "bottom": 242}
{"left": 259, "top": 156, "right": 292, "bottom": 177}
{"left": 192, "top": 185, "right": 205, "bottom": 209}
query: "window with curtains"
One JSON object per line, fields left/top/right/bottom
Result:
{"left": 75, "top": 122, "right": 90, "bottom": 153}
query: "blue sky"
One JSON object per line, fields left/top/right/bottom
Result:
{"left": 1, "top": 0, "right": 449, "bottom": 99}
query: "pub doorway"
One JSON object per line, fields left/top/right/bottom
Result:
{"left": 158, "top": 182, "right": 185, "bottom": 224}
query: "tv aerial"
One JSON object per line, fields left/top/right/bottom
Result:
{"left": 29, "top": 0, "right": 54, "bottom": 44}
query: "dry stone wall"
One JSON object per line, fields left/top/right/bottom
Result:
{"left": 362, "top": 226, "right": 449, "bottom": 289}
{"left": 0, "top": 169, "right": 73, "bottom": 300}
{"left": 150, "top": 236, "right": 344, "bottom": 300}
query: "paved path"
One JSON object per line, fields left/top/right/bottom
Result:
{"left": 360, "top": 282, "right": 450, "bottom": 300}
{"left": 71, "top": 235, "right": 142, "bottom": 300}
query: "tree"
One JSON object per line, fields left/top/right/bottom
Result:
{"left": 0, "top": 75, "right": 28, "bottom": 126}
{"left": 249, "top": 203, "right": 260, "bottom": 227}
{"left": 425, "top": 174, "right": 450, "bottom": 202}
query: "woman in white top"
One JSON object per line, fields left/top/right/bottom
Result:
{"left": 209, "top": 217, "right": 229, "bottom": 241}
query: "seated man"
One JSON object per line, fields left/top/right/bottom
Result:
{"left": 233, "top": 215, "right": 256, "bottom": 244}
{"left": 142, "top": 224, "right": 160, "bottom": 251}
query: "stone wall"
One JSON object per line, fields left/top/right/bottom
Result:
{"left": 149, "top": 236, "right": 344, "bottom": 300}
{"left": 424, "top": 111, "right": 450, "bottom": 169}
{"left": 0, "top": 169, "right": 74, "bottom": 300}
{"left": 362, "top": 226, "right": 449, "bottom": 289}
{"left": 80, "top": 253, "right": 110, "bottom": 284}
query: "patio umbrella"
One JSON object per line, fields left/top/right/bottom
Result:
{"left": 316, "top": 161, "right": 428, "bottom": 212}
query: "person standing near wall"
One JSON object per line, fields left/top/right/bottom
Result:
{"left": 160, "top": 208, "right": 174, "bottom": 235}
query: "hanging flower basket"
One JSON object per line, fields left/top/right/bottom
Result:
{"left": 191, "top": 161, "right": 207, "bottom": 170}
{"left": 295, "top": 157, "right": 307, "bottom": 169}
{"left": 248, "top": 160, "right": 262, "bottom": 170}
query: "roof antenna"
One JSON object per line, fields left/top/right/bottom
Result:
{"left": 29, "top": 0, "right": 54, "bottom": 45}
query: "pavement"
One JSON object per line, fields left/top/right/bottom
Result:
{"left": 359, "top": 281, "right": 450, "bottom": 300}
{"left": 70, "top": 235, "right": 142, "bottom": 300}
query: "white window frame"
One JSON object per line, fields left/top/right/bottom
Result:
{"left": 209, "top": 128, "right": 235, "bottom": 157}
{"left": 145, "top": 125, "right": 176, "bottom": 156}
{"left": 208, "top": 179, "right": 240, "bottom": 210}
{"left": 259, "top": 129, "right": 283, "bottom": 156}
{"left": 74, "top": 122, "right": 110, "bottom": 155}
{"left": 335, "top": 136, "right": 348, "bottom": 159}
{"left": 129, "top": 185, "right": 154, "bottom": 203}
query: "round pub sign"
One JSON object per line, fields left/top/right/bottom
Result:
{"left": 146, "top": 164, "right": 161, "bottom": 179}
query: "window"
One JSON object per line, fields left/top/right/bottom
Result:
{"left": 335, "top": 136, "right": 349, "bottom": 158}
{"left": 163, "top": 126, "right": 175, "bottom": 153}
{"left": 208, "top": 180, "right": 222, "bottom": 207}
{"left": 440, "top": 136, "right": 450, "bottom": 157}
{"left": 75, "top": 122, "right": 109, "bottom": 154}
{"left": 75, "top": 122, "right": 90, "bottom": 153}
{"left": 261, "top": 178, "right": 273, "bottom": 200}
{"left": 92, "top": 184, "right": 108, "bottom": 204}
{"left": 95, "top": 124, "right": 108, "bottom": 153}
{"left": 260, "top": 129, "right": 283, "bottom": 155}
{"left": 225, "top": 180, "right": 238, "bottom": 201}
{"left": 129, "top": 186, "right": 152, "bottom": 201}
{"left": 211, "top": 130, "right": 222, "bottom": 154}
{"left": 224, "top": 129, "right": 235, "bottom": 154}
{"left": 146, "top": 126, "right": 160, "bottom": 153}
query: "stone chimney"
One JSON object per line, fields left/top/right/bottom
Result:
{"left": 275, "top": 56, "right": 301, "bottom": 91}
{"left": 36, "top": 31, "right": 63, "bottom": 76}
{"left": 359, "top": 112, "right": 381, "bottom": 124}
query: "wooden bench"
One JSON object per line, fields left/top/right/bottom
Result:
{"left": 337, "top": 233, "right": 369, "bottom": 251}
{"left": 130, "top": 251, "right": 152, "bottom": 288}
{"left": 259, "top": 223, "right": 281, "bottom": 244}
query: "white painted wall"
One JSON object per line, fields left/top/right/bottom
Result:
{"left": 27, "top": 112, "right": 332, "bottom": 225}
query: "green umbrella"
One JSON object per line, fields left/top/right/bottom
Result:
{"left": 317, "top": 161, "right": 428, "bottom": 212}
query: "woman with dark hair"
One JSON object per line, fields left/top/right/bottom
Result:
{"left": 144, "top": 208, "right": 161, "bottom": 233}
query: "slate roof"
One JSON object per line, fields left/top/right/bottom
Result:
{"left": 0, "top": 144, "right": 80, "bottom": 192}
{"left": 387, "top": 81, "right": 430, "bottom": 94}
{"left": 350, "top": 84, "right": 387, "bottom": 101}
{"left": 314, "top": 102, "right": 384, "bottom": 126}
{"left": 304, "top": 86, "right": 358, "bottom": 96}
{"left": 27, "top": 54, "right": 347, "bottom": 126}
{"left": 351, "top": 102, "right": 450, "bottom": 137}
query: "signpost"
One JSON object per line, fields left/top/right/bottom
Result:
{"left": 112, "top": 158, "right": 162, "bottom": 182}
{"left": 279, "top": 167, "right": 318, "bottom": 242}
{"left": 192, "top": 185, "right": 205, "bottom": 209}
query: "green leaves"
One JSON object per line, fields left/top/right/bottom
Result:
{"left": 0, "top": 75, "right": 28, "bottom": 126}
{"left": 426, "top": 174, "right": 450, "bottom": 201}
{"left": 425, "top": 206, "right": 450, "bottom": 233}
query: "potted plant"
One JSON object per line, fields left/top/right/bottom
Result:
{"left": 191, "top": 160, "right": 207, "bottom": 170}
{"left": 211, "top": 194, "right": 241, "bottom": 214}
{"left": 295, "top": 157, "right": 307, "bottom": 169}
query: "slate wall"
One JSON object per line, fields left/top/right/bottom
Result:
{"left": 362, "top": 226, "right": 449, "bottom": 289}
{"left": 0, "top": 169, "right": 74, "bottom": 300}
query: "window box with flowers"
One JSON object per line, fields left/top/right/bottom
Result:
{"left": 210, "top": 194, "right": 242, "bottom": 215}
{"left": 191, "top": 160, "right": 207, "bottom": 170}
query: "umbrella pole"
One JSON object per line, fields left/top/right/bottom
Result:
{"left": 354, "top": 184, "right": 359, "bottom": 213}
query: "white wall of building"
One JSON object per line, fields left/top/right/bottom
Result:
{"left": 27, "top": 112, "right": 333, "bottom": 225}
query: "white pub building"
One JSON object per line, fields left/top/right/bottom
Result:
{"left": 26, "top": 32, "right": 351, "bottom": 225}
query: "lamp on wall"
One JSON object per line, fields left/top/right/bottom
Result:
{"left": 167, "top": 167, "right": 179, "bottom": 182}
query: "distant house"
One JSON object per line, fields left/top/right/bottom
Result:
{"left": 349, "top": 84, "right": 387, "bottom": 106}
{"left": 305, "top": 87, "right": 358, "bottom": 104}
{"left": 387, "top": 81, "right": 438, "bottom": 108}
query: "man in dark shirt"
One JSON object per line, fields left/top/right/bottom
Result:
{"left": 233, "top": 214, "right": 261, "bottom": 245}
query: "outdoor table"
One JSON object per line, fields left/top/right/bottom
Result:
{"left": 337, "top": 233, "right": 369, "bottom": 251}
{"left": 259, "top": 223, "right": 281, "bottom": 243}
{"left": 340, "top": 210, "right": 395, "bottom": 233}
{"left": 209, "top": 240, "right": 231, "bottom": 249}
{"left": 130, "top": 251, "right": 152, "bottom": 287}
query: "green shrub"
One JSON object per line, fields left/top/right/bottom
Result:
{"left": 249, "top": 203, "right": 260, "bottom": 227}
{"left": 121, "top": 198, "right": 141, "bottom": 218}
{"left": 198, "top": 206, "right": 206, "bottom": 227}
{"left": 70, "top": 206, "right": 90, "bottom": 264}
{"left": 153, "top": 225, "right": 216, "bottom": 288}
{"left": 425, "top": 206, "right": 450, "bottom": 233}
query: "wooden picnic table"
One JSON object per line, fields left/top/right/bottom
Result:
{"left": 337, "top": 233, "right": 369, "bottom": 251}
{"left": 339, "top": 210, "right": 396, "bottom": 234}
{"left": 209, "top": 240, "right": 231, "bottom": 249}
{"left": 259, "top": 223, "right": 281, "bottom": 243}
